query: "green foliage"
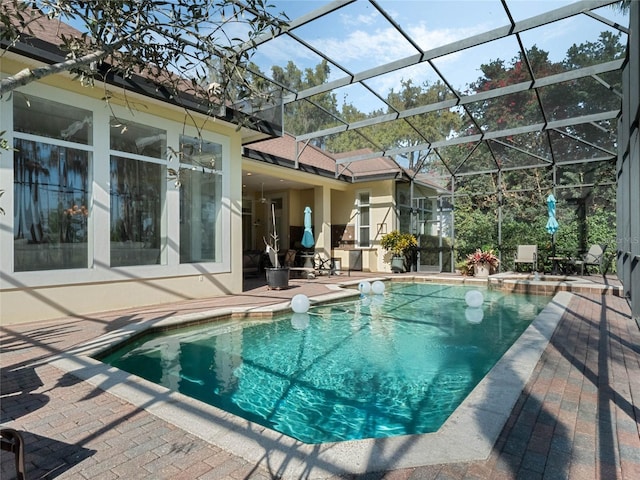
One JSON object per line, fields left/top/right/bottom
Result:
{"left": 380, "top": 230, "right": 417, "bottom": 256}
{"left": 450, "top": 33, "right": 621, "bottom": 272}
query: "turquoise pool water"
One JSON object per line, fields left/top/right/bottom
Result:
{"left": 99, "top": 283, "right": 550, "bottom": 443}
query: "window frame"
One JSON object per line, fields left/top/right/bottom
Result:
{"left": 356, "top": 190, "right": 371, "bottom": 248}
{"left": 0, "top": 83, "right": 232, "bottom": 288}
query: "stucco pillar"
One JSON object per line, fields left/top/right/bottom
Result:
{"left": 314, "top": 185, "right": 331, "bottom": 256}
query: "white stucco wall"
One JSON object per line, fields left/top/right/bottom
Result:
{"left": 0, "top": 56, "right": 245, "bottom": 324}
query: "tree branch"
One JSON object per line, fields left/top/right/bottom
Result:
{"left": 1, "top": 47, "right": 108, "bottom": 95}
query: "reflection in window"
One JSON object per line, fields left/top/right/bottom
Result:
{"left": 13, "top": 139, "right": 90, "bottom": 271}
{"left": 110, "top": 157, "right": 164, "bottom": 267}
{"left": 180, "top": 169, "right": 221, "bottom": 263}
{"left": 179, "top": 136, "right": 222, "bottom": 263}
{"left": 14, "top": 95, "right": 93, "bottom": 145}
{"left": 180, "top": 135, "right": 222, "bottom": 169}
{"left": 110, "top": 118, "right": 166, "bottom": 159}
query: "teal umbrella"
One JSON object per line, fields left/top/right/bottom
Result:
{"left": 301, "top": 206, "right": 315, "bottom": 249}
{"left": 546, "top": 194, "right": 559, "bottom": 234}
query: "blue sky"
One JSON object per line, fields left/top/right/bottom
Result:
{"left": 249, "top": 1, "right": 629, "bottom": 113}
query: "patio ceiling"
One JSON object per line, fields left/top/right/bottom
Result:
{"left": 243, "top": 0, "right": 628, "bottom": 187}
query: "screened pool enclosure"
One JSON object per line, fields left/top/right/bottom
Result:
{"left": 234, "top": 0, "right": 638, "bottom": 319}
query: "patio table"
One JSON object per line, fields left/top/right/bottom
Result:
{"left": 300, "top": 253, "right": 314, "bottom": 269}
{"left": 548, "top": 256, "right": 575, "bottom": 275}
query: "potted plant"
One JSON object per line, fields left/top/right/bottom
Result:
{"left": 380, "top": 230, "right": 418, "bottom": 273}
{"left": 264, "top": 203, "right": 289, "bottom": 289}
{"left": 465, "top": 248, "right": 500, "bottom": 277}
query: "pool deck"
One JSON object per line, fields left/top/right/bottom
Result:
{"left": 1, "top": 272, "right": 639, "bottom": 479}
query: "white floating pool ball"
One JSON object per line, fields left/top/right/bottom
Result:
{"left": 372, "top": 280, "right": 385, "bottom": 295}
{"left": 291, "top": 312, "right": 310, "bottom": 330}
{"left": 358, "top": 281, "right": 371, "bottom": 295}
{"left": 465, "top": 290, "right": 484, "bottom": 308}
{"left": 291, "top": 294, "right": 310, "bottom": 313}
{"left": 465, "top": 307, "right": 484, "bottom": 324}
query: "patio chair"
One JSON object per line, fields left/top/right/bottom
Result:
{"left": 514, "top": 245, "right": 537, "bottom": 272}
{"left": 283, "top": 249, "right": 297, "bottom": 267}
{"left": 242, "top": 250, "right": 262, "bottom": 277}
{"left": 1, "top": 428, "right": 26, "bottom": 480}
{"left": 574, "top": 244, "right": 607, "bottom": 275}
{"left": 314, "top": 252, "right": 333, "bottom": 275}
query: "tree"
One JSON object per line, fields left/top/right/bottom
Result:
{"left": 453, "top": 31, "right": 624, "bottom": 269}
{"left": 272, "top": 59, "right": 339, "bottom": 144}
{"left": 380, "top": 79, "right": 462, "bottom": 170}
{"left": 1, "top": 0, "right": 289, "bottom": 120}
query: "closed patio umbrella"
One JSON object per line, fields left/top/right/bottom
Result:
{"left": 546, "top": 194, "right": 559, "bottom": 235}
{"left": 301, "top": 206, "right": 315, "bottom": 249}
{"left": 546, "top": 194, "right": 559, "bottom": 262}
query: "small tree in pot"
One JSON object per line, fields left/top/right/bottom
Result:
{"left": 263, "top": 203, "right": 289, "bottom": 289}
{"left": 380, "top": 230, "right": 418, "bottom": 273}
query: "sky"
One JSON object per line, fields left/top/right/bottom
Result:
{"left": 247, "top": 0, "right": 630, "bottom": 113}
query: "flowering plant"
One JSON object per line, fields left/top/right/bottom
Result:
{"left": 380, "top": 230, "right": 418, "bottom": 256}
{"left": 465, "top": 249, "right": 500, "bottom": 269}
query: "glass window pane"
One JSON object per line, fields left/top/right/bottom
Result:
{"left": 360, "top": 227, "right": 370, "bottom": 247}
{"left": 13, "top": 95, "right": 92, "bottom": 145}
{"left": 180, "top": 135, "right": 222, "bottom": 169}
{"left": 110, "top": 156, "right": 164, "bottom": 266}
{"left": 360, "top": 206, "right": 370, "bottom": 225}
{"left": 110, "top": 118, "right": 166, "bottom": 159}
{"left": 180, "top": 169, "right": 222, "bottom": 263}
{"left": 14, "top": 139, "right": 90, "bottom": 271}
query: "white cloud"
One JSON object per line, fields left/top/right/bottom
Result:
{"left": 407, "top": 22, "right": 485, "bottom": 53}
{"left": 320, "top": 27, "right": 417, "bottom": 66}
{"left": 340, "top": 10, "right": 378, "bottom": 27}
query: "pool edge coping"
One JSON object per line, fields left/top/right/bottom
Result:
{"left": 50, "top": 284, "right": 573, "bottom": 478}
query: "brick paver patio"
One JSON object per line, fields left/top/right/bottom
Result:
{"left": 1, "top": 274, "right": 639, "bottom": 479}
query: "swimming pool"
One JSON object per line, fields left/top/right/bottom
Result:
{"left": 99, "top": 282, "right": 550, "bottom": 444}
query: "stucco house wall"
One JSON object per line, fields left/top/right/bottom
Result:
{"left": 330, "top": 180, "right": 397, "bottom": 272}
{"left": 1, "top": 54, "right": 248, "bottom": 324}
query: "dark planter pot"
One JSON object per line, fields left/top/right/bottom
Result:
{"left": 391, "top": 256, "right": 405, "bottom": 273}
{"left": 266, "top": 267, "right": 290, "bottom": 289}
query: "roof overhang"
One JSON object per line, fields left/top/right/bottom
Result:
{"left": 2, "top": 35, "right": 282, "bottom": 143}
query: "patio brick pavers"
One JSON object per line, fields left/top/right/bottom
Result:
{"left": 1, "top": 274, "right": 639, "bottom": 479}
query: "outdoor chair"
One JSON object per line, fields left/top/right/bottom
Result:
{"left": 1, "top": 428, "right": 26, "bottom": 480}
{"left": 283, "top": 249, "right": 316, "bottom": 279}
{"left": 574, "top": 244, "right": 607, "bottom": 275}
{"left": 242, "top": 250, "right": 262, "bottom": 277}
{"left": 314, "top": 252, "right": 333, "bottom": 275}
{"left": 514, "top": 245, "right": 537, "bottom": 272}
{"left": 283, "top": 249, "right": 297, "bottom": 267}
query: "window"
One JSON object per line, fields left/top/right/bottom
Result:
{"left": 8, "top": 89, "right": 233, "bottom": 283}
{"left": 109, "top": 119, "right": 166, "bottom": 267}
{"left": 13, "top": 96, "right": 92, "bottom": 271}
{"left": 357, "top": 192, "right": 370, "bottom": 247}
{"left": 179, "top": 135, "right": 223, "bottom": 263}
{"left": 13, "top": 94, "right": 93, "bottom": 145}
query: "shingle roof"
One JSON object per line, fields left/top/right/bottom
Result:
{"left": 2, "top": 1, "right": 83, "bottom": 44}
{"left": 247, "top": 133, "right": 336, "bottom": 172}
{"left": 246, "top": 133, "right": 404, "bottom": 181}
